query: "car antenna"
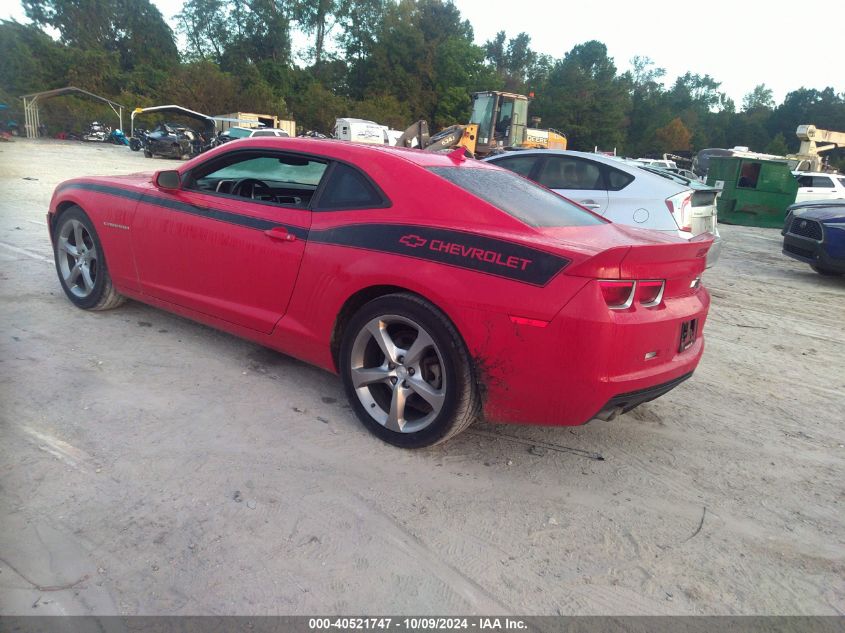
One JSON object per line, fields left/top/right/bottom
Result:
{"left": 448, "top": 147, "right": 467, "bottom": 164}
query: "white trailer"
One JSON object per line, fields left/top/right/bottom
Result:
{"left": 334, "top": 118, "right": 396, "bottom": 145}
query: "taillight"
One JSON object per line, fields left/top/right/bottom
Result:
{"left": 637, "top": 280, "right": 665, "bottom": 307}
{"left": 666, "top": 191, "right": 693, "bottom": 232}
{"left": 599, "top": 280, "right": 636, "bottom": 310}
{"left": 599, "top": 280, "right": 665, "bottom": 310}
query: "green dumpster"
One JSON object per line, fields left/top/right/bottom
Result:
{"left": 706, "top": 157, "right": 798, "bottom": 228}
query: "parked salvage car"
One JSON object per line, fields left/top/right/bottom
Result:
{"left": 48, "top": 139, "right": 713, "bottom": 448}
{"left": 485, "top": 150, "right": 722, "bottom": 266}
{"left": 218, "top": 126, "right": 290, "bottom": 143}
{"left": 143, "top": 123, "right": 202, "bottom": 159}
{"left": 130, "top": 105, "right": 218, "bottom": 159}
{"left": 782, "top": 201, "right": 845, "bottom": 275}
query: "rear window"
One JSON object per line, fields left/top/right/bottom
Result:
{"left": 429, "top": 166, "right": 605, "bottom": 228}
{"left": 606, "top": 167, "right": 634, "bottom": 191}
{"left": 315, "top": 163, "right": 386, "bottom": 210}
{"left": 227, "top": 128, "right": 252, "bottom": 138}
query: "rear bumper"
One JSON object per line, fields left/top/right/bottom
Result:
{"left": 471, "top": 282, "right": 709, "bottom": 427}
{"left": 782, "top": 233, "right": 845, "bottom": 273}
{"left": 592, "top": 372, "right": 693, "bottom": 421}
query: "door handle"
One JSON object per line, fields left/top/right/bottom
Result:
{"left": 580, "top": 200, "right": 601, "bottom": 209}
{"left": 264, "top": 226, "right": 296, "bottom": 242}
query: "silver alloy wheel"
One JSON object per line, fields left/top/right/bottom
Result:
{"left": 349, "top": 314, "right": 447, "bottom": 433}
{"left": 57, "top": 218, "right": 98, "bottom": 299}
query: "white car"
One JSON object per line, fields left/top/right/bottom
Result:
{"left": 633, "top": 158, "right": 678, "bottom": 171}
{"left": 218, "top": 126, "right": 290, "bottom": 143}
{"left": 793, "top": 171, "right": 845, "bottom": 203}
{"left": 484, "top": 150, "right": 722, "bottom": 265}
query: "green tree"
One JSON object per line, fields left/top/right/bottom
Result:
{"left": 624, "top": 56, "right": 671, "bottom": 155}
{"left": 0, "top": 20, "right": 69, "bottom": 96}
{"left": 337, "top": 0, "right": 386, "bottom": 96}
{"left": 287, "top": 80, "right": 348, "bottom": 132}
{"left": 483, "top": 31, "right": 536, "bottom": 93}
{"left": 176, "top": 0, "right": 229, "bottom": 62}
{"left": 294, "top": 0, "right": 342, "bottom": 66}
{"left": 742, "top": 84, "right": 774, "bottom": 112}
{"left": 765, "top": 132, "right": 790, "bottom": 155}
{"left": 361, "top": 0, "right": 489, "bottom": 127}
{"left": 349, "top": 92, "right": 411, "bottom": 129}
{"left": 532, "top": 41, "right": 630, "bottom": 151}
{"left": 23, "top": 0, "right": 178, "bottom": 72}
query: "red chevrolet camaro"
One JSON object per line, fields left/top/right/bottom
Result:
{"left": 48, "top": 138, "right": 712, "bottom": 448}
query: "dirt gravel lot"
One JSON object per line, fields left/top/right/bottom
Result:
{"left": 0, "top": 139, "right": 843, "bottom": 616}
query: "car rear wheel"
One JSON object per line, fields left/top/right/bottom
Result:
{"left": 53, "top": 206, "right": 126, "bottom": 311}
{"left": 340, "top": 293, "right": 480, "bottom": 448}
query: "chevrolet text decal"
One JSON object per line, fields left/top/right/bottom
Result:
{"left": 310, "top": 224, "right": 568, "bottom": 286}
{"left": 398, "top": 233, "right": 533, "bottom": 271}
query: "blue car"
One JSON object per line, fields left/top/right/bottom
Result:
{"left": 782, "top": 201, "right": 845, "bottom": 276}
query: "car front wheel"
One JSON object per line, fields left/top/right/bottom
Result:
{"left": 340, "top": 293, "right": 480, "bottom": 448}
{"left": 811, "top": 265, "right": 843, "bottom": 276}
{"left": 53, "top": 206, "right": 126, "bottom": 311}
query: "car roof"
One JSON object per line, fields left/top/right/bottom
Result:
{"left": 484, "top": 149, "right": 690, "bottom": 187}
{"left": 196, "top": 137, "right": 504, "bottom": 170}
{"left": 792, "top": 171, "right": 842, "bottom": 177}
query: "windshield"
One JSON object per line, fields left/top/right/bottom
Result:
{"left": 429, "top": 167, "right": 605, "bottom": 228}
{"left": 211, "top": 157, "right": 327, "bottom": 185}
{"left": 469, "top": 94, "right": 495, "bottom": 145}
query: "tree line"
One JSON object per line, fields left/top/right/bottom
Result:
{"left": 2, "top": 0, "right": 845, "bottom": 167}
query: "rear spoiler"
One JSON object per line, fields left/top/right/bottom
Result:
{"left": 565, "top": 233, "right": 713, "bottom": 279}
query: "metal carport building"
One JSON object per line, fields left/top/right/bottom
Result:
{"left": 20, "top": 87, "right": 125, "bottom": 139}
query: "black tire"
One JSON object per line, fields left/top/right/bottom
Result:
{"left": 53, "top": 206, "right": 126, "bottom": 311}
{"left": 811, "top": 265, "right": 843, "bottom": 276}
{"left": 339, "top": 293, "right": 480, "bottom": 448}
{"left": 143, "top": 149, "right": 152, "bottom": 158}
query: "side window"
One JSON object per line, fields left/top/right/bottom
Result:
{"left": 537, "top": 156, "right": 604, "bottom": 190}
{"left": 314, "top": 163, "right": 387, "bottom": 210}
{"left": 838, "top": 177, "right": 845, "bottom": 188}
{"left": 797, "top": 175, "right": 813, "bottom": 187}
{"left": 737, "top": 163, "right": 761, "bottom": 188}
{"left": 812, "top": 176, "right": 835, "bottom": 188}
{"left": 492, "top": 155, "right": 539, "bottom": 178}
{"left": 186, "top": 152, "right": 328, "bottom": 207}
{"left": 605, "top": 166, "right": 634, "bottom": 191}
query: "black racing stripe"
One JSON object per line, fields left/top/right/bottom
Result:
{"left": 308, "top": 224, "right": 569, "bottom": 286}
{"left": 58, "top": 182, "right": 309, "bottom": 239}
{"left": 58, "top": 182, "right": 144, "bottom": 202}
{"left": 59, "top": 182, "right": 568, "bottom": 285}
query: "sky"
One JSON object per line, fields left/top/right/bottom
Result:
{"left": 3, "top": 0, "right": 843, "bottom": 106}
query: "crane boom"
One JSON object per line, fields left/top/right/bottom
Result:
{"left": 790, "top": 124, "right": 845, "bottom": 171}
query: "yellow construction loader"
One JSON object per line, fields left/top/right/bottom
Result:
{"left": 396, "top": 91, "right": 566, "bottom": 157}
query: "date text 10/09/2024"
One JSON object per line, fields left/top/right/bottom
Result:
{"left": 308, "top": 618, "right": 528, "bottom": 630}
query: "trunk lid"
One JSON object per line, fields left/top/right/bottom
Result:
{"left": 538, "top": 223, "right": 713, "bottom": 280}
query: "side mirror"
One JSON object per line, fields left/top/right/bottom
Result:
{"left": 155, "top": 170, "right": 181, "bottom": 191}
